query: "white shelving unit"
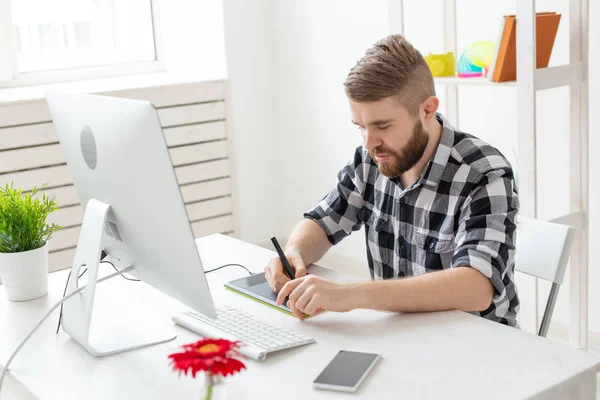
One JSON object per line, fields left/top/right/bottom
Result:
{"left": 389, "top": 0, "right": 590, "bottom": 349}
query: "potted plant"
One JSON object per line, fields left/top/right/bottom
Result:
{"left": 0, "top": 183, "right": 61, "bottom": 301}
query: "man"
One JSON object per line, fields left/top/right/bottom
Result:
{"left": 264, "top": 34, "right": 520, "bottom": 327}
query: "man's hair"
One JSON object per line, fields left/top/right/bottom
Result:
{"left": 344, "top": 34, "right": 436, "bottom": 116}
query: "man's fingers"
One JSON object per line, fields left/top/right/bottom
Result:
{"left": 294, "top": 286, "right": 315, "bottom": 313}
{"left": 294, "top": 263, "right": 308, "bottom": 278}
{"left": 285, "top": 252, "right": 307, "bottom": 278}
{"left": 288, "top": 299, "right": 305, "bottom": 320}
{"left": 304, "top": 295, "right": 323, "bottom": 316}
{"left": 273, "top": 272, "right": 290, "bottom": 290}
{"left": 283, "top": 279, "right": 312, "bottom": 320}
{"left": 264, "top": 266, "right": 284, "bottom": 291}
{"left": 265, "top": 258, "right": 290, "bottom": 292}
{"left": 276, "top": 278, "right": 304, "bottom": 305}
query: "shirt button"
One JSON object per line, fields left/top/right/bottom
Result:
{"left": 399, "top": 246, "right": 407, "bottom": 258}
{"left": 429, "top": 242, "right": 435, "bottom": 249}
{"left": 398, "top": 236, "right": 405, "bottom": 245}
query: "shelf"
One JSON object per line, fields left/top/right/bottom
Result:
{"left": 434, "top": 63, "right": 583, "bottom": 91}
{"left": 535, "top": 64, "right": 583, "bottom": 91}
{"left": 433, "top": 76, "right": 517, "bottom": 87}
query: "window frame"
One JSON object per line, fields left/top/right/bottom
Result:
{"left": 0, "top": 0, "right": 164, "bottom": 88}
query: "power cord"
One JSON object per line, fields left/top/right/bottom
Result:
{"left": 55, "top": 259, "right": 140, "bottom": 335}
{"left": 55, "top": 267, "right": 87, "bottom": 334}
{"left": 102, "top": 259, "right": 141, "bottom": 282}
{"left": 204, "top": 263, "right": 254, "bottom": 276}
{"left": 99, "top": 250, "right": 141, "bottom": 282}
{"left": 0, "top": 264, "right": 135, "bottom": 396}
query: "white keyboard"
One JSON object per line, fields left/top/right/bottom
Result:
{"left": 172, "top": 306, "right": 315, "bottom": 361}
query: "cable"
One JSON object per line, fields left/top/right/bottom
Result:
{"left": 56, "top": 267, "right": 88, "bottom": 334}
{"left": 55, "top": 260, "right": 139, "bottom": 335}
{"left": 204, "top": 263, "right": 254, "bottom": 276}
{"left": 0, "top": 265, "right": 135, "bottom": 395}
{"left": 102, "top": 259, "right": 140, "bottom": 282}
{"left": 99, "top": 250, "right": 140, "bottom": 282}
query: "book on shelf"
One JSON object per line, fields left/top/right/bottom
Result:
{"left": 489, "top": 11, "right": 561, "bottom": 83}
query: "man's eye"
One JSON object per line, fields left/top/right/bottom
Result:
{"left": 378, "top": 125, "right": 390, "bottom": 130}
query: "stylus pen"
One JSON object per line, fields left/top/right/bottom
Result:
{"left": 271, "top": 237, "right": 295, "bottom": 280}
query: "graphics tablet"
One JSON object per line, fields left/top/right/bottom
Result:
{"left": 224, "top": 272, "right": 308, "bottom": 317}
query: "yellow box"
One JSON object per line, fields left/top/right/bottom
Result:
{"left": 424, "top": 52, "right": 456, "bottom": 77}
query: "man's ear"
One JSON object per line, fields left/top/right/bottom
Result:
{"left": 421, "top": 96, "right": 439, "bottom": 121}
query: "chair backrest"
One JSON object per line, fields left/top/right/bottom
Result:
{"left": 514, "top": 215, "right": 576, "bottom": 284}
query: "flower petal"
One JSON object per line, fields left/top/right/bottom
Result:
{"left": 211, "top": 358, "right": 246, "bottom": 377}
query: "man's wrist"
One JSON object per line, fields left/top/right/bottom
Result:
{"left": 352, "top": 281, "right": 375, "bottom": 309}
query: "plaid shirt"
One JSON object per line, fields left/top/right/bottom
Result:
{"left": 304, "top": 113, "right": 520, "bottom": 326}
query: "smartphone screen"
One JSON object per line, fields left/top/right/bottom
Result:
{"left": 313, "top": 350, "right": 380, "bottom": 390}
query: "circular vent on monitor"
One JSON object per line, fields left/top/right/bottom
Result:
{"left": 80, "top": 125, "right": 98, "bottom": 170}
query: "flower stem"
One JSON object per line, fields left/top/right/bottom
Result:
{"left": 204, "top": 370, "right": 214, "bottom": 400}
{"left": 205, "top": 384, "right": 213, "bottom": 400}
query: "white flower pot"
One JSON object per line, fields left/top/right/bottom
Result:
{"left": 0, "top": 243, "right": 49, "bottom": 301}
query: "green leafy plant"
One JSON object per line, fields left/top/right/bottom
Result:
{"left": 0, "top": 183, "right": 62, "bottom": 253}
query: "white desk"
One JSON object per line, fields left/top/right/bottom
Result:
{"left": 1, "top": 234, "right": 599, "bottom": 400}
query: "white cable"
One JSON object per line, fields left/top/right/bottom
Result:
{"left": 0, "top": 264, "right": 135, "bottom": 395}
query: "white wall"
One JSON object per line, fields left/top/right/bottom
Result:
{"left": 272, "top": 0, "right": 389, "bottom": 278}
{"left": 586, "top": 0, "right": 599, "bottom": 334}
{"left": 224, "top": 0, "right": 600, "bottom": 333}
{"left": 222, "top": 0, "right": 281, "bottom": 246}
{"left": 158, "top": 0, "right": 227, "bottom": 80}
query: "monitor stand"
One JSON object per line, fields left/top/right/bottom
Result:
{"left": 61, "top": 199, "right": 176, "bottom": 356}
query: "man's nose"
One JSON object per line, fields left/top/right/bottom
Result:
{"left": 363, "top": 129, "right": 382, "bottom": 152}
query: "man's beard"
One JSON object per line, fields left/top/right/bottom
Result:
{"left": 370, "top": 119, "right": 429, "bottom": 178}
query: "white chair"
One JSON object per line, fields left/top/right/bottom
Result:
{"left": 514, "top": 215, "right": 576, "bottom": 337}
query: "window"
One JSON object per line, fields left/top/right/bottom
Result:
{"left": 1, "top": 0, "right": 161, "bottom": 85}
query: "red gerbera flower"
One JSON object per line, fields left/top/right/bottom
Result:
{"left": 168, "top": 338, "right": 247, "bottom": 378}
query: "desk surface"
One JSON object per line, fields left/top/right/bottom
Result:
{"left": 1, "top": 234, "right": 599, "bottom": 400}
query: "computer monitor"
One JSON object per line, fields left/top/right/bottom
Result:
{"left": 45, "top": 91, "right": 218, "bottom": 356}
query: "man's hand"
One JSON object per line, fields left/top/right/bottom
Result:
{"left": 264, "top": 249, "right": 307, "bottom": 293}
{"left": 276, "top": 275, "right": 358, "bottom": 319}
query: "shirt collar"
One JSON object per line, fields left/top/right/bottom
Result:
{"left": 418, "top": 112, "right": 455, "bottom": 188}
